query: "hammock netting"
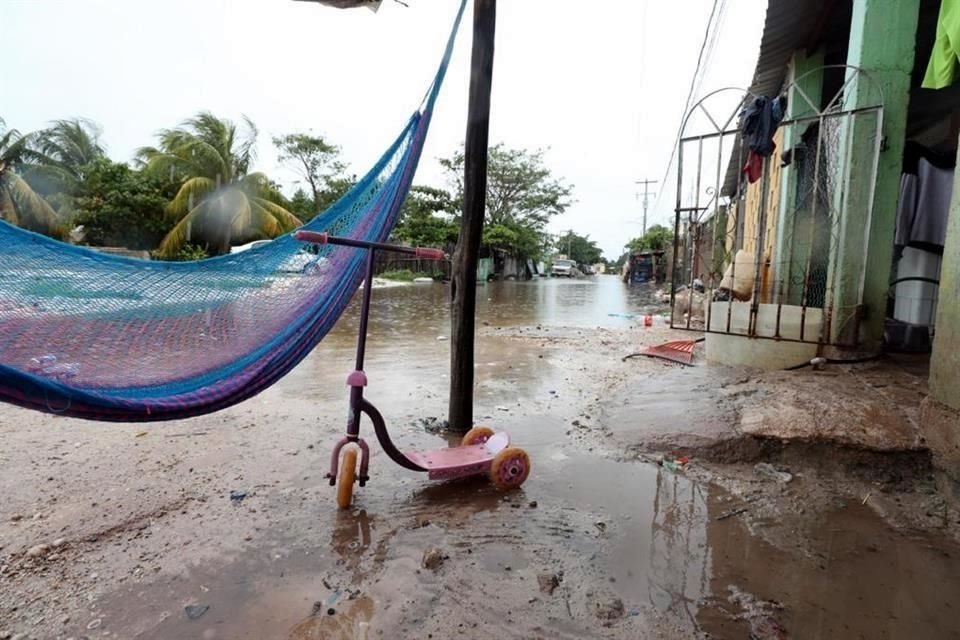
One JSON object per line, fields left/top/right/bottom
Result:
{"left": 0, "top": 0, "right": 466, "bottom": 422}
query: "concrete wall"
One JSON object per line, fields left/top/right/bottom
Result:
{"left": 930, "top": 149, "right": 960, "bottom": 410}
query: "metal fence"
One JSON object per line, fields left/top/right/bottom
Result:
{"left": 671, "top": 68, "right": 884, "bottom": 347}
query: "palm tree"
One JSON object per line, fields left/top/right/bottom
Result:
{"left": 0, "top": 118, "right": 65, "bottom": 238}
{"left": 22, "top": 119, "right": 106, "bottom": 215}
{"left": 138, "top": 112, "right": 301, "bottom": 257}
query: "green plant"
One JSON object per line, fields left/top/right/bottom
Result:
{"left": 378, "top": 269, "right": 419, "bottom": 281}
{"left": 153, "top": 243, "right": 209, "bottom": 262}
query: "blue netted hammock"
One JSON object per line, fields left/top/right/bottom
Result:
{"left": 0, "top": 0, "right": 466, "bottom": 422}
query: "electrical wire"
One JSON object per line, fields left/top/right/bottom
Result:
{"left": 649, "top": 0, "right": 723, "bottom": 225}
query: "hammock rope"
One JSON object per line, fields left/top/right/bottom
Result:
{"left": 0, "top": 0, "right": 467, "bottom": 421}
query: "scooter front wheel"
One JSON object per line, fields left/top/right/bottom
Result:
{"left": 337, "top": 448, "right": 358, "bottom": 509}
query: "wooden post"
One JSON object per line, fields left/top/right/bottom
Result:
{"left": 448, "top": 0, "right": 496, "bottom": 432}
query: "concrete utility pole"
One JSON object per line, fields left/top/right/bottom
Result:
{"left": 635, "top": 179, "right": 658, "bottom": 235}
{"left": 448, "top": 0, "right": 496, "bottom": 433}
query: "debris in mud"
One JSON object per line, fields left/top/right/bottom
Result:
{"left": 528, "top": 500, "right": 538, "bottom": 508}
{"left": 716, "top": 507, "right": 749, "bottom": 521}
{"left": 185, "top": 604, "right": 210, "bottom": 620}
{"left": 229, "top": 490, "right": 248, "bottom": 503}
{"left": 590, "top": 591, "right": 625, "bottom": 622}
{"left": 537, "top": 572, "right": 562, "bottom": 595}
{"left": 421, "top": 547, "right": 447, "bottom": 571}
{"left": 754, "top": 463, "right": 793, "bottom": 484}
{"left": 727, "top": 586, "right": 786, "bottom": 640}
{"left": 658, "top": 455, "right": 689, "bottom": 472}
{"left": 418, "top": 417, "right": 448, "bottom": 434}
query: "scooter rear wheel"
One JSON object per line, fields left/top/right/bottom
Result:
{"left": 337, "top": 448, "right": 358, "bottom": 509}
{"left": 461, "top": 425, "right": 495, "bottom": 446}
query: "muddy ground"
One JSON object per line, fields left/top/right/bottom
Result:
{"left": 2, "top": 310, "right": 960, "bottom": 639}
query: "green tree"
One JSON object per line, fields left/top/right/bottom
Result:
{"left": 287, "top": 187, "right": 316, "bottom": 220}
{"left": 30, "top": 118, "right": 106, "bottom": 192}
{"left": 0, "top": 118, "right": 65, "bottom": 238}
{"left": 440, "top": 144, "right": 572, "bottom": 259}
{"left": 625, "top": 224, "right": 674, "bottom": 253}
{"left": 483, "top": 222, "right": 544, "bottom": 259}
{"left": 138, "top": 112, "right": 301, "bottom": 258}
{"left": 556, "top": 230, "right": 602, "bottom": 266}
{"left": 314, "top": 175, "right": 357, "bottom": 219}
{"left": 441, "top": 144, "right": 573, "bottom": 229}
{"left": 71, "top": 158, "right": 172, "bottom": 249}
{"left": 393, "top": 185, "right": 458, "bottom": 248}
{"left": 272, "top": 133, "right": 345, "bottom": 207}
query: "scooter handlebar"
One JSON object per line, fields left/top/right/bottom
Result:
{"left": 294, "top": 230, "right": 328, "bottom": 244}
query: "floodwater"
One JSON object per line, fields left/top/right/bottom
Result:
{"left": 86, "top": 276, "right": 960, "bottom": 639}
{"left": 335, "top": 274, "right": 666, "bottom": 340}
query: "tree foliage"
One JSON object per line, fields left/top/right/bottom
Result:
{"left": 441, "top": 144, "right": 573, "bottom": 228}
{"left": 287, "top": 187, "right": 316, "bottom": 220}
{"left": 313, "top": 175, "right": 357, "bottom": 219}
{"left": 0, "top": 118, "right": 65, "bottom": 238}
{"left": 625, "top": 224, "right": 674, "bottom": 253}
{"left": 556, "top": 230, "right": 602, "bottom": 266}
{"left": 393, "top": 185, "right": 458, "bottom": 248}
{"left": 440, "top": 144, "right": 573, "bottom": 260}
{"left": 71, "top": 158, "right": 172, "bottom": 249}
{"left": 29, "top": 118, "right": 106, "bottom": 193}
{"left": 272, "top": 133, "right": 344, "bottom": 207}
{"left": 138, "top": 112, "right": 301, "bottom": 257}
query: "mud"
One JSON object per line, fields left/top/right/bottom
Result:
{"left": 2, "top": 277, "right": 960, "bottom": 639}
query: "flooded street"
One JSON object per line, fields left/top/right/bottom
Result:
{"left": 3, "top": 276, "right": 960, "bottom": 639}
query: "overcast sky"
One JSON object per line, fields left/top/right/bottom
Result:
{"left": 1, "top": 0, "right": 766, "bottom": 258}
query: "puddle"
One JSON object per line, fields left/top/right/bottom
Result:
{"left": 97, "top": 431, "right": 960, "bottom": 639}
{"left": 700, "top": 499, "right": 960, "bottom": 639}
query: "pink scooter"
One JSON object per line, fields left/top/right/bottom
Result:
{"left": 295, "top": 231, "right": 531, "bottom": 509}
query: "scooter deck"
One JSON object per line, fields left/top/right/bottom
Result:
{"left": 406, "top": 432, "right": 510, "bottom": 481}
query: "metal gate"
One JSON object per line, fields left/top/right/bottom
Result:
{"left": 670, "top": 66, "right": 884, "bottom": 347}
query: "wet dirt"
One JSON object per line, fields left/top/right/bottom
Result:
{"left": 3, "top": 277, "right": 960, "bottom": 639}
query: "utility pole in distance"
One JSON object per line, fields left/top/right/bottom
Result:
{"left": 635, "top": 179, "right": 658, "bottom": 235}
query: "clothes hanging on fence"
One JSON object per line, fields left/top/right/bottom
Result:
{"left": 923, "top": 0, "right": 960, "bottom": 89}
{"left": 739, "top": 95, "right": 787, "bottom": 185}
{"left": 895, "top": 142, "right": 956, "bottom": 253}
{"left": 742, "top": 152, "right": 764, "bottom": 184}
{"left": 740, "top": 95, "right": 787, "bottom": 157}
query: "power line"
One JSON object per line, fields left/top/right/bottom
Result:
{"left": 650, "top": 0, "right": 722, "bottom": 223}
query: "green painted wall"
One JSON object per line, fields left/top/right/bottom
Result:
{"left": 833, "top": 0, "right": 920, "bottom": 347}
{"left": 776, "top": 49, "right": 824, "bottom": 306}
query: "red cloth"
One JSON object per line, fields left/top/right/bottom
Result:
{"left": 742, "top": 151, "right": 763, "bottom": 184}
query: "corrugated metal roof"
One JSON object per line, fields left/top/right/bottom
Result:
{"left": 719, "top": 0, "right": 831, "bottom": 196}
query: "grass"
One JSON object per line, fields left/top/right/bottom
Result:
{"left": 378, "top": 269, "right": 421, "bottom": 282}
